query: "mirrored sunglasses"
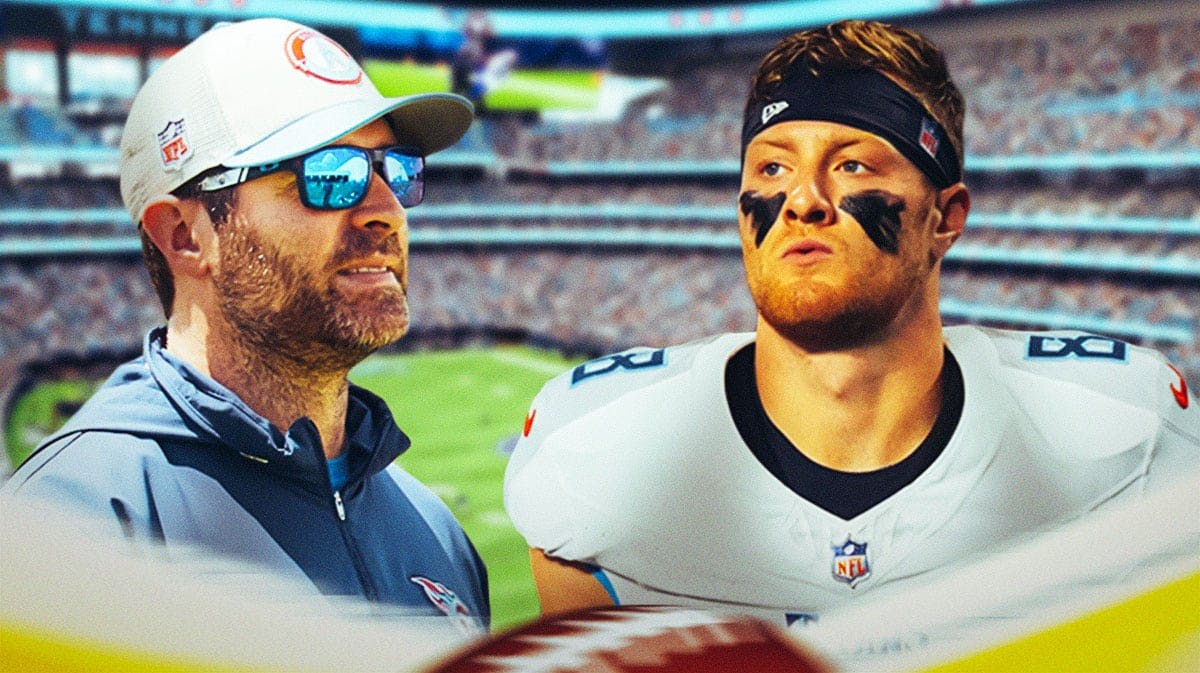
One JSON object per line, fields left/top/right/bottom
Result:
{"left": 198, "top": 145, "right": 425, "bottom": 209}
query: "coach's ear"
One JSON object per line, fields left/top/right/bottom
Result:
{"left": 932, "top": 182, "right": 969, "bottom": 259}
{"left": 140, "top": 195, "right": 216, "bottom": 280}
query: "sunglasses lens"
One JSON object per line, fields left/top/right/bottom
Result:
{"left": 301, "top": 148, "right": 370, "bottom": 209}
{"left": 384, "top": 151, "right": 424, "bottom": 207}
{"left": 293, "top": 147, "right": 424, "bottom": 210}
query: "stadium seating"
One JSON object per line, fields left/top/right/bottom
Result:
{"left": 1, "top": 12, "right": 1198, "bottom": 450}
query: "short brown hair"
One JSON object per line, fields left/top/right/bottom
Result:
{"left": 141, "top": 169, "right": 238, "bottom": 318}
{"left": 748, "top": 19, "right": 964, "bottom": 171}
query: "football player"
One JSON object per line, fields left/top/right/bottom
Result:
{"left": 504, "top": 19, "right": 1200, "bottom": 628}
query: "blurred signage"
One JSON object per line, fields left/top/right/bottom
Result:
{"left": 57, "top": 6, "right": 216, "bottom": 41}
{"left": 0, "top": 3, "right": 226, "bottom": 42}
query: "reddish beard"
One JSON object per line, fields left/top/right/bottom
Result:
{"left": 213, "top": 219, "right": 409, "bottom": 371}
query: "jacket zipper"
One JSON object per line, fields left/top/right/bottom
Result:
{"left": 307, "top": 425, "right": 379, "bottom": 601}
{"left": 333, "top": 490, "right": 346, "bottom": 521}
{"left": 330, "top": 486, "right": 381, "bottom": 600}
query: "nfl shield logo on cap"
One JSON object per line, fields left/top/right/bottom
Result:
{"left": 156, "top": 119, "right": 191, "bottom": 171}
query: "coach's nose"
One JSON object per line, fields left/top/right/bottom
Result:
{"left": 352, "top": 170, "right": 407, "bottom": 235}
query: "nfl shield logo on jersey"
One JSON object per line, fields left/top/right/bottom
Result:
{"left": 832, "top": 537, "right": 870, "bottom": 588}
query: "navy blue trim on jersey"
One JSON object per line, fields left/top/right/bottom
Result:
{"left": 725, "top": 344, "right": 964, "bottom": 520}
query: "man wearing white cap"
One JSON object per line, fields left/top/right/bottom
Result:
{"left": 2, "top": 18, "right": 488, "bottom": 626}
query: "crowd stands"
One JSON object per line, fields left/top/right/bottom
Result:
{"left": 407, "top": 250, "right": 754, "bottom": 349}
{"left": 0, "top": 180, "right": 121, "bottom": 210}
{"left": 496, "top": 18, "right": 1200, "bottom": 163}
{"left": 0, "top": 180, "right": 129, "bottom": 239}
{"left": 941, "top": 269, "right": 1197, "bottom": 333}
{"left": 952, "top": 18, "right": 1200, "bottom": 155}
{"left": 1, "top": 105, "right": 103, "bottom": 147}
{"left": 1, "top": 13, "right": 1198, "bottom": 430}
{"left": 1, "top": 248, "right": 1197, "bottom": 418}
{"left": 957, "top": 227, "right": 1200, "bottom": 259}
{"left": 429, "top": 178, "right": 735, "bottom": 209}
{"left": 968, "top": 181, "right": 1200, "bottom": 220}
{"left": 405, "top": 251, "right": 1198, "bottom": 382}
{"left": 413, "top": 180, "right": 1200, "bottom": 262}
{"left": 3, "top": 17, "right": 1196, "bottom": 164}
{"left": 428, "top": 179, "right": 1198, "bottom": 222}
{"left": 0, "top": 260, "right": 159, "bottom": 364}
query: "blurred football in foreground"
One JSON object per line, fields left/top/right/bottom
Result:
{"left": 425, "top": 606, "right": 831, "bottom": 673}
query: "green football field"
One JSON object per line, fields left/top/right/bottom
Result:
{"left": 5, "top": 345, "right": 584, "bottom": 631}
{"left": 349, "top": 345, "right": 583, "bottom": 630}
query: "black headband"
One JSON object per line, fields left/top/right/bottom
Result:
{"left": 741, "top": 67, "right": 961, "bottom": 189}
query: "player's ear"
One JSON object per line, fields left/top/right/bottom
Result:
{"left": 932, "top": 182, "right": 969, "bottom": 257}
{"left": 140, "top": 195, "right": 216, "bottom": 280}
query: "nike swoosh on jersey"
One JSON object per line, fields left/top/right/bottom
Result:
{"left": 1168, "top": 364, "right": 1189, "bottom": 410}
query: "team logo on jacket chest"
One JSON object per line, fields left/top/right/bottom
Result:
{"left": 832, "top": 537, "right": 871, "bottom": 588}
{"left": 411, "top": 576, "right": 471, "bottom": 617}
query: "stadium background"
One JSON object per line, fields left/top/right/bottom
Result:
{"left": 1, "top": 0, "right": 1197, "bottom": 633}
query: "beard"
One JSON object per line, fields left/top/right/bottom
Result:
{"left": 747, "top": 258, "right": 929, "bottom": 353}
{"left": 212, "top": 218, "right": 409, "bottom": 372}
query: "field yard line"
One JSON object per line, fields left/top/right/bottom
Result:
{"left": 489, "top": 350, "right": 571, "bottom": 376}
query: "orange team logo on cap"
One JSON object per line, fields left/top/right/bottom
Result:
{"left": 284, "top": 28, "right": 363, "bottom": 85}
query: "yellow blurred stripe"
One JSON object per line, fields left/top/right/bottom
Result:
{"left": 922, "top": 571, "right": 1200, "bottom": 673}
{"left": 0, "top": 622, "right": 262, "bottom": 673}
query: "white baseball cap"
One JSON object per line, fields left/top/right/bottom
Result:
{"left": 119, "top": 17, "right": 474, "bottom": 223}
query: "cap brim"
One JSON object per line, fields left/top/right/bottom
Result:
{"left": 226, "top": 92, "right": 474, "bottom": 167}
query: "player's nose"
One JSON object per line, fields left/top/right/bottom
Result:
{"left": 783, "top": 179, "right": 834, "bottom": 227}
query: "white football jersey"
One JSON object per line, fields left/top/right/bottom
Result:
{"left": 504, "top": 325, "right": 1200, "bottom": 625}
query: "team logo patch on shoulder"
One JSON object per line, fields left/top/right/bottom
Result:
{"left": 832, "top": 537, "right": 870, "bottom": 588}
{"left": 284, "top": 28, "right": 363, "bottom": 84}
{"left": 157, "top": 119, "right": 191, "bottom": 171}
{"left": 1026, "top": 334, "right": 1127, "bottom": 361}
{"left": 571, "top": 348, "right": 666, "bottom": 386}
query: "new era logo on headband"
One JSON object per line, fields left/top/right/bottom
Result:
{"left": 762, "top": 101, "right": 789, "bottom": 125}
{"left": 919, "top": 117, "right": 939, "bottom": 158}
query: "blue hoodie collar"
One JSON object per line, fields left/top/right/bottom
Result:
{"left": 48, "top": 328, "right": 410, "bottom": 487}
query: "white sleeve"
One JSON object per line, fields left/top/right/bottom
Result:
{"left": 1145, "top": 355, "right": 1200, "bottom": 491}
{"left": 502, "top": 380, "right": 577, "bottom": 555}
